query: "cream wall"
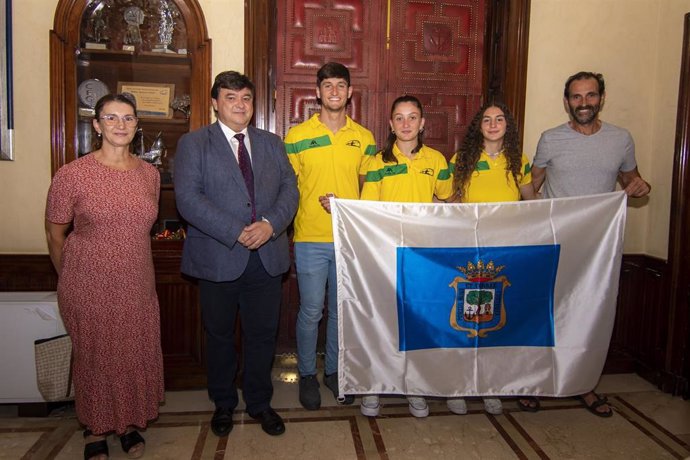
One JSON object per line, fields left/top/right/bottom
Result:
{"left": 0, "top": 0, "right": 244, "bottom": 254}
{"left": 1, "top": 0, "right": 687, "bottom": 257}
{"left": 524, "top": 0, "right": 690, "bottom": 258}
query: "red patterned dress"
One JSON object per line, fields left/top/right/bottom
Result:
{"left": 46, "top": 154, "right": 164, "bottom": 435}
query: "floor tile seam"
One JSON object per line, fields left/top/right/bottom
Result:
{"left": 213, "top": 433, "right": 229, "bottom": 460}
{"left": 612, "top": 395, "right": 690, "bottom": 452}
{"left": 0, "top": 426, "right": 55, "bottom": 433}
{"left": 371, "top": 409, "right": 497, "bottom": 419}
{"left": 369, "top": 406, "right": 580, "bottom": 418}
{"left": 367, "top": 416, "right": 388, "bottom": 460}
{"left": 503, "top": 412, "right": 551, "bottom": 460}
{"left": 20, "top": 429, "right": 54, "bottom": 460}
{"left": 108, "top": 411, "right": 365, "bottom": 425}
{"left": 493, "top": 412, "right": 550, "bottom": 460}
{"left": 227, "top": 414, "right": 356, "bottom": 426}
{"left": 485, "top": 412, "right": 529, "bottom": 459}
{"left": 148, "top": 421, "right": 211, "bottom": 428}
{"left": 346, "top": 416, "right": 367, "bottom": 460}
{"left": 191, "top": 422, "right": 209, "bottom": 460}
{"left": 612, "top": 398, "right": 689, "bottom": 459}
{"left": 45, "top": 424, "right": 77, "bottom": 459}
{"left": 158, "top": 406, "right": 363, "bottom": 416}
{"left": 366, "top": 399, "right": 582, "bottom": 410}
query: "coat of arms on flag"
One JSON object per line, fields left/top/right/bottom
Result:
{"left": 396, "top": 245, "right": 559, "bottom": 351}
{"left": 450, "top": 260, "right": 510, "bottom": 338}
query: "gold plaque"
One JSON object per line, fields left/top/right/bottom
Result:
{"left": 117, "top": 82, "right": 175, "bottom": 119}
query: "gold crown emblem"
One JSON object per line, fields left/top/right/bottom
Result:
{"left": 457, "top": 260, "right": 504, "bottom": 279}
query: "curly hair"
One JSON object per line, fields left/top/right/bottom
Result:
{"left": 381, "top": 95, "right": 425, "bottom": 164}
{"left": 453, "top": 102, "right": 523, "bottom": 200}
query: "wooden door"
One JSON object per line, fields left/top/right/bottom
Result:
{"left": 273, "top": 0, "right": 485, "bottom": 158}
{"left": 245, "top": 0, "right": 530, "bottom": 353}
{"left": 384, "top": 1, "right": 485, "bottom": 156}
{"left": 274, "top": 1, "right": 384, "bottom": 140}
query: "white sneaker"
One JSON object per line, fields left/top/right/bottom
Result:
{"left": 360, "top": 395, "right": 380, "bottom": 417}
{"left": 407, "top": 396, "right": 429, "bottom": 418}
{"left": 446, "top": 398, "right": 468, "bottom": 415}
{"left": 483, "top": 397, "right": 503, "bottom": 415}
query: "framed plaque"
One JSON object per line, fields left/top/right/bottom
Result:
{"left": 117, "top": 82, "right": 174, "bottom": 119}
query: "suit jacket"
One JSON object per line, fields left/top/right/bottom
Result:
{"left": 174, "top": 122, "right": 299, "bottom": 282}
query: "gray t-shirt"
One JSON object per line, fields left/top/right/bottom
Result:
{"left": 533, "top": 121, "right": 637, "bottom": 198}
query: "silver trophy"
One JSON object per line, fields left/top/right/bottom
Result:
{"left": 88, "top": 9, "right": 109, "bottom": 44}
{"left": 153, "top": 0, "right": 175, "bottom": 52}
{"left": 170, "top": 94, "right": 191, "bottom": 118}
{"left": 123, "top": 6, "right": 144, "bottom": 47}
{"left": 135, "top": 130, "right": 166, "bottom": 166}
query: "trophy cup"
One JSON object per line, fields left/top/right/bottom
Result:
{"left": 136, "top": 131, "right": 166, "bottom": 167}
{"left": 84, "top": 8, "right": 110, "bottom": 50}
{"left": 152, "top": 0, "right": 175, "bottom": 53}
{"left": 123, "top": 6, "right": 144, "bottom": 51}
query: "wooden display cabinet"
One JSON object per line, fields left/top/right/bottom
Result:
{"left": 50, "top": 0, "right": 211, "bottom": 389}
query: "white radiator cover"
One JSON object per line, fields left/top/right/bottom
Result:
{"left": 0, "top": 292, "right": 66, "bottom": 403}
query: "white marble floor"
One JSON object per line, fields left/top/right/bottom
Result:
{"left": 1, "top": 368, "right": 689, "bottom": 459}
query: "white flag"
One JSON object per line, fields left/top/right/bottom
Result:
{"left": 332, "top": 192, "right": 627, "bottom": 397}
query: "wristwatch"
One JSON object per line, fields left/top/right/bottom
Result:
{"left": 261, "top": 216, "right": 276, "bottom": 239}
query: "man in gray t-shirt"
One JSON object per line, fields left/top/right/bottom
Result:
{"left": 532, "top": 71, "right": 650, "bottom": 199}
{"left": 527, "top": 71, "right": 651, "bottom": 417}
{"left": 534, "top": 121, "right": 637, "bottom": 198}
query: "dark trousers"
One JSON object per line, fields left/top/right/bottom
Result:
{"left": 199, "top": 252, "right": 282, "bottom": 415}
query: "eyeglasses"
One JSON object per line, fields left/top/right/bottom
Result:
{"left": 99, "top": 114, "right": 138, "bottom": 126}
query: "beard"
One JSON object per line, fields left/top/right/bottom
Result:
{"left": 569, "top": 103, "right": 600, "bottom": 125}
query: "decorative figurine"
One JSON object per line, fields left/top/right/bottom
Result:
{"left": 135, "top": 130, "right": 166, "bottom": 166}
{"left": 171, "top": 95, "right": 191, "bottom": 118}
{"left": 123, "top": 6, "right": 145, "bottom": 47}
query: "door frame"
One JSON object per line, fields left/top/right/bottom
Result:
{"left": 244, "top": 0, "right": 531, "bottom": 141}
{"left": 663, "top": 13, "right": 690, "bottom": 397}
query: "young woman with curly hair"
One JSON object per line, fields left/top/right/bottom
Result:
{"left": 450, "top": 102, "right": 535, "bottom": 203}
{"left": 446, "top": 102, "right": 536, "bottom": 416}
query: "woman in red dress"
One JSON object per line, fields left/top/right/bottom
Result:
{"left": 45, "top": 94, "right": 164, "bottom": 460}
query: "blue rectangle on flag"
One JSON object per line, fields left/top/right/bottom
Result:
{"left": 396, "top": 245, "right": 560, "bottom": 351}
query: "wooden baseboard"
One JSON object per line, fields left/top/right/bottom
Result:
{"left": 0, "top": 254, "right": 57, "bottom": 291}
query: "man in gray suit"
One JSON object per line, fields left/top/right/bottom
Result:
{"left": 175, "top": 71, "right": 298, "bottom": 438}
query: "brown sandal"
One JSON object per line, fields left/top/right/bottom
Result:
{"left": 578, "top": 394, "right": 613, "bottom": 418}
{"left": 517, "top": 397, "right": 540, "bottom": 412}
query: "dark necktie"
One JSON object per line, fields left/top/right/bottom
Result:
{"left": 234, "top": 133, "right": 256, "bottom": 223}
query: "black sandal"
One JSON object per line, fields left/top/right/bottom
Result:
{"left": 517, "top": 396, "right": 540, "bottom": 412}
{"left": 120, "top": 430, "right": 146, "bottom": 459}
{"left": 83, "top": 430, "right": 109, "bottom": 460}
{"left": 578, "top": 394, "right": 613, "bottom": 418}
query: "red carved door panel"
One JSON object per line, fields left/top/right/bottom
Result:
{"left": 275, "top": 0, "right": 485, "bottom": 156}
{"left": 384, "top": 0, "right": 485, "bottom": 157}
{"left": 274, "top": 1, "right": 385, "bottom": 138}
